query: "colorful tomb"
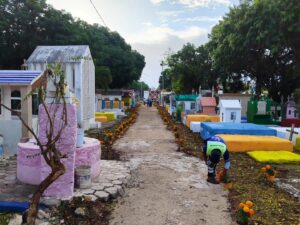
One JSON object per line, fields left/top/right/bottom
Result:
{"left": 186, "top": 115, "right": 220, "bottom": 128}
{"left": 248, "top": 151, "right": 300, "bottom": 163}
{"left": 200, "top": 122, "right": 277, "bottom": 140}
{"left": 218, "top": 135, "right": 293, "bottom": 152}
{"left": 247, "top": 96, "right": 281, "bottom": 125}
{"left": 95, "top": 112, "right": 115, "bottom": 121}
{"left": 219, "top": 100, "right": 242, "bottom": 123}
{"left": 270, "top": 127, "right": 300, "bottom": 145}
{"left": 200, "top": 97, "right": 217, "bottom": 115}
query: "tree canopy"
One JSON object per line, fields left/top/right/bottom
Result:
{"left": 162, "top": 0, "right": 300, "bottom": 101}
{"left": 0, "top": 0, "right": 146, "bottom": 89}
{"left": 128, "top": 80, "right": 149, "bottom": 92}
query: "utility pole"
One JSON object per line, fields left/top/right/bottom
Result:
{"left": 140, "top": 81, "right": 143, "bottom": 101}
{"left": 160, "top": 61, "right": 164, "bottom": 91}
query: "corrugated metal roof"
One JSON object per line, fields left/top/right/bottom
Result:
{"left": 0, "top": 70, "right": 42, "bottom": 85}
{"left": 200, "top": 97, "right": 216, "bottom": 106}
{"left": 27, "top": 45, "right": 90, "bottom": 63}
{"left": 175, "top": 95, "right": 198, "bottom": 101}
{"left": 219, "top": 100, "right": 241, "bottom": 109}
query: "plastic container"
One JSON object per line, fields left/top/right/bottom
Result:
{"left": 75, "top": 166, "right": 91, "bottom": 189}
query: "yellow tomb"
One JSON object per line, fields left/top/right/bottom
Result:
{"left": 217, "top": 135, "right": 293, "bottom": 152}
{"left": 186, "top": 115, "right": 220, "bottom": 128}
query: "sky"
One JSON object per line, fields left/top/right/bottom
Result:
{"left": 46, "top": 0, "right": 239, "bottom": 88}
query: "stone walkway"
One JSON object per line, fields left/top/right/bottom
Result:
{"left": 110, "top": 105, "right": 233, "bottom": 225}
{"left": 0, "top": 158, "right": 132, "bottom": 203}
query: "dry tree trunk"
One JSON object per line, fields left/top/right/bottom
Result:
{"left": 27, "top": 162, "right": 65, "bottom": 225}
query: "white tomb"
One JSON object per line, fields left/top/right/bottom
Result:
{"left": 219, "top": 100, "right": 242, "bottom": 123}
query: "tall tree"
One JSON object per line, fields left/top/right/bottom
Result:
{"left": 209, "top": 0, "right": 300, "bottom": 100}
{"left": 0, "top": 0, "right": 145, "bottom": 88}
{"left": 163, "top": 43, "right": 216, "bottom": 93}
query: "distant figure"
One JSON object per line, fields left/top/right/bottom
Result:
{"left": 149, "top": 99, "right": 153, "bottom": 107}
{"left": 202, "top": 135, "right": 230, "bottom": 184}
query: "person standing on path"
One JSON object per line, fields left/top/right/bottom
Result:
{"left": 202, "top": 135, "right": 230, "bottom": 184}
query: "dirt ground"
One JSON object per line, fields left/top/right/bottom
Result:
{"left": 110, "top": 106, "right": 233, "bottom": 225}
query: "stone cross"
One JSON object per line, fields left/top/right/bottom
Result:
{"left": 286, "top": 124, "right": 299, "bottom": 141}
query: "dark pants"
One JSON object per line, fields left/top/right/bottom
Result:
{"left": 207, "top": 159, "right": 217, "bottom": 177}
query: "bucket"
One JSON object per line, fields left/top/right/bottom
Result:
{"left": 76, "top": 128, "right": 84, "bottom": 148}
{"left": 75, "top": 166, "right": 91, "bottom": 189}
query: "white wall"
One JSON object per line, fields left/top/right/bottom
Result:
{"left": 220, "top": 108, "right": 241, "bottom": 123}
{"left": 81, "top": 52, "right": 95, "bottom": 129}
{"left": 184, "top": 101, "right": 191, "bottom": 111}
{"left": 0, "top": 86, "right": 11, "bottom": 120}
{"left": 0, "top": 118, "right": 39, "bottom": 155}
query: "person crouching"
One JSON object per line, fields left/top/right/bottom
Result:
{"left": 202, "top": 135, "right": 230, "bottom": 184}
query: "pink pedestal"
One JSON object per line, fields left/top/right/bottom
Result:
{"left": 39, "top": 104, "right": 77, "bottom": 198}
{"left": 17, "top": 141, "right": 41, "bottom": 185}
{"left": 75, "top": 137, "right": 101, "bottom": 181}
{"left": 17, "top": 138, "right": 101, "bottom": 196}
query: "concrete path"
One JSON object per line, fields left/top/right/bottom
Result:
{"left": 110, "top": 105, "right": 233, "bottom": 225}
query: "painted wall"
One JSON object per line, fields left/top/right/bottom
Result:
{"left": 0, "top": 120, "right": 22, "bottom": 155}
{"left": 177, "top": 101, "right": 197, "bottom": 112}
{"left": 286, "top": 106, "right": 298, "bottom": 119}
{"left": 202, "top": 106, "right": 216, "bottom": 115}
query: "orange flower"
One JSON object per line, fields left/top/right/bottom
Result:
{"left": 261, "top": 167, "right": 266, "bottom": 172}
{"left": 266, "top": 165, "right": 271, "bottom": 170}
{"left": 249, "top": 209, "right": 255, "bottom": 216}
{"left": 239, "top": 202, "right": 245, "bottom": 208}
{"left": 243, "top": 206, "right": 250, "bottom": 213}
{"left": 246, "top": 201, "right": 254, "bottom": 207}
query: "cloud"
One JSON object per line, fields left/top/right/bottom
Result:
{"left": 178, "top": 0, "right": 231, "bottom": 8}
{"left": 132, "top": 33, "right": 208, "bottom": 88}
{"left": 126, "top": 24, "right": 208, "bottom": 45}
{"left": 156, "top": 10, "right": 183, "bottom": 17}
{"left": 149, "top": 0, "right": 231, "bottom": 8}
{"left": 149, "top": 0, "right": 165, "bottom": 5}
{"left": 174, "top": 16, "right": 221, "bottom": 23}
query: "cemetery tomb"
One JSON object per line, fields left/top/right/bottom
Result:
{"left": 200, "top": 122, "right": 277, "bottom": 140}
{"left": 281, "top": 118, "right": 300, "bottom": 128}
{"left": 296, "top": 137, "right": 300, "bottom": 151}
{"left": 190, "top": 122, "right": 202, "bottom": 133}
{"left": 17, "top": 74, "right": 101, "bottom": 198}
{"left": 247, "top": 96, "right": 281, "bottom": 125}
{"left": 217, "top": 134, "right": 293, "bottom": 152}
{"left": 186, "top": 114, "right": 220, "bottom": 128}
{"left": 218, "top": 100, "right": 241, "bottom": 123}
{"left": 270, "top": 127, "right": 300, "bottom": 145}
{"left": 247, "top": 151, "right": 300, "bottom": 163}
{"left": 95, "top": 116, "right": 108, "bottom": 123}
{"left": 200, "top": 97, "right": 217, "bottom": 115}
{"left": 95, "top": 112, "right": 115, "bottom": 121}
